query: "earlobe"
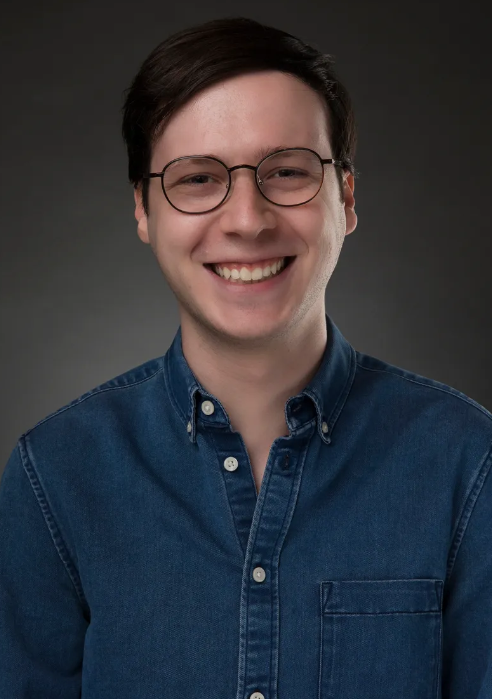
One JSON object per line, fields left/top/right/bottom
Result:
{"left": 136, "top": 217, "right": 150, "bottom": 244}
{"left": 134, "top": 186, "right": 150, "bottom": 244}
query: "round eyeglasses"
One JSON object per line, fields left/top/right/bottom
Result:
{"left": 142, "top": 147, "right": 345, "bottom": 214}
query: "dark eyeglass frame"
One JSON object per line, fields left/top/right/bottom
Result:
{"left": 142, "top": 147, "right": 346, "bottom": 214}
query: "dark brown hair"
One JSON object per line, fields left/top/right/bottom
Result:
{"left": 121, "top": 16, "right": 359, "bottom": 216}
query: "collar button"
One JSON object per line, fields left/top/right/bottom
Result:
{"left": 201, "top": 400, "right": 215, "bottom": 416}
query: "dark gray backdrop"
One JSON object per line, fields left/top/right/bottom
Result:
{"left": 1, "top": 0, "right": 491, "bottom": 474}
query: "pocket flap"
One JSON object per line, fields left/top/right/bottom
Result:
{"left": 322, "top": 578, "right": 443, "bottom": 615}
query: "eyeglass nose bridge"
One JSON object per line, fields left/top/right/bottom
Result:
{"left": 226, "top": 163, "right": 266, "bottom": 190}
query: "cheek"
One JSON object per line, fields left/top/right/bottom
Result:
{"left": 300, "top": 202, "right": 334, "bottom": 246}
{"left": 317, "top": 181, "right": 340, "bottom": 213}
{"left": 150, "top": 211, "right": 197, "bottom": 258}
{"left": 311, "top": 207, "right": 346, "bottom": 269}
{"left": 317, "top": 188, "right": 346, "bottom": 235}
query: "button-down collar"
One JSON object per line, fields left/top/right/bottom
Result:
{"left": 164, "top": 313, "right": 356, "bottom": 445}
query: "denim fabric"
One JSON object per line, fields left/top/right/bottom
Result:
{"left": 1, "top": 313, "right": 492, "bottom": 699}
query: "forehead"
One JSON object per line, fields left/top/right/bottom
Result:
{"left": 152, "top": 70, "right": 331, "bottom": 166}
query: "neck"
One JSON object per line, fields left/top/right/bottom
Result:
{"left": 179, "top": 307, "right": 328, "bottom": 438}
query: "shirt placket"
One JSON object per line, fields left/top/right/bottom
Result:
{"left": 204, "top": 397, "right": 315, "bottom": 699}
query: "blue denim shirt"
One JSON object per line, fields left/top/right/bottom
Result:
{"left": 1, "top": 313, "right": 492, "bottom": 699}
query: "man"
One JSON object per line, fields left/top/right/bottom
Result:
{"left": 1, "top": 16, "right": 491, "bottom": 699}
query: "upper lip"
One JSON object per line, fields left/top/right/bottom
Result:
{"left": 205, "top": 255, "right": 294, "bottom": 265}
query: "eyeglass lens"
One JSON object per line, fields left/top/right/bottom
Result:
{"left": 162, "top": 149, "right": 323, "bottom": 213}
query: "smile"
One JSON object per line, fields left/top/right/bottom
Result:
{"left": 205, "top": 256, "right": 296, "bottom": 284}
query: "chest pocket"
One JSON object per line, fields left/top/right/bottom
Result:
{"left": 318, "top": 578, "right": 443, "bottom": 699}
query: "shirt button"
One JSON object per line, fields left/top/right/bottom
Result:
{"left": 252, "top": 566, "right": 266, "bottom": 582}
{"left": 201, "top": 400, "right": 215, "bottom": 416}
{"left": 224, "top": 456, "right": 238, "bottom": 472}
{"left": 186, "top": 421, "right": 192, "bottom": 433}
{"left": 250, "top": 692, "right": 265, "bottom": 699}
{"left": 321, "top": 421, "right": 328, "bottom": 433}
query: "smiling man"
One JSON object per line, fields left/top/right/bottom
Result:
{"left": 133, "top": 67, "right": 356, "bottom": 495}
{"left": 1, "top": 16, "right": 492, "bottom": 699}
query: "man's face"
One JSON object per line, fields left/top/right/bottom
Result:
{"left": 134, "top": 70, "right": 356, "bottom": 345}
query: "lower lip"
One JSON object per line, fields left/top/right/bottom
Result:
{"left": 204, "top": 258, "right": 296, "bottom": 294}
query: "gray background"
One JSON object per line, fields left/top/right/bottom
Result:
{"left": 1, "top": 0, "right": 491, "bottom": 474}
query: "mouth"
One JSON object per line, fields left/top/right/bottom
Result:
{"left": 202, "top": 255, "right": 297, "bottom": 295}
{"left": 204, "top": 256, "right": 296, "bottom": 279}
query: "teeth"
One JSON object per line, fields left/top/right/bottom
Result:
{"left": 213, "top": 257, "right": 286, "bottom": 283}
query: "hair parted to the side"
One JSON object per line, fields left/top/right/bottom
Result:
{"left": 121, "top": 16, "right": 359, "bottom": 217}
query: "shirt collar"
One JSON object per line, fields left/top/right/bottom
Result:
{"left": 163, "top": 313, "right": 356, "bottom": 445}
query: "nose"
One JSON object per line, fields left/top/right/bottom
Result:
{"left": 219, "top": 166, "right": 277, "bottom": 236}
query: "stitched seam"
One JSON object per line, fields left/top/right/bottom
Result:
{"left": 355, "top": 362, "right": 492, "bottom": 421}
{"left": 23, "top": 366, "right": 163, "bottom": 437}
{"left": 322, "top": 611, "right": 441, "bottom": 616}
{"left": 163, "top": 354, "right": 193, "bottom": 428}
{"left": 445, "top": 440, "right": 492, "bottom": 583}
{"left": 18, "top": 436, "right": 89, "bottom": 613}
{"left": 328, "top": 344, "right": 357, "bottom": 430}
{"left": 208, "top": 431, "right": 245, "bottom": 558}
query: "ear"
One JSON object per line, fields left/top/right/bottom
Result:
{"left": 134, "top": 185, "right": 150, "bottom": 244}
{"left": 343, "top": 172, "right": 357, "bottom": 236}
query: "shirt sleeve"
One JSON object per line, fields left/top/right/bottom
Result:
{"left": 0, "top": 438, "right": 88, "bottom": 697}
{"left": 442, "top": 442, "right": 492, "bottom": 698}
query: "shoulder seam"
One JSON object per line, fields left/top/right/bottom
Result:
{"left": 17, "top": 436, "right": 90, "bottom": 613}
{"left": 24, "top": 365, "right": 163, "bottom": 437}
{"left": 355, "top": 361, "right": 492, "bottom": 421}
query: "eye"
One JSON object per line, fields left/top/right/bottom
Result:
{"left": 180, "top": 174, "right": 214, "bottom": 186}
{"left": 265, "top": 168, "right": 308, "bottom": 180}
